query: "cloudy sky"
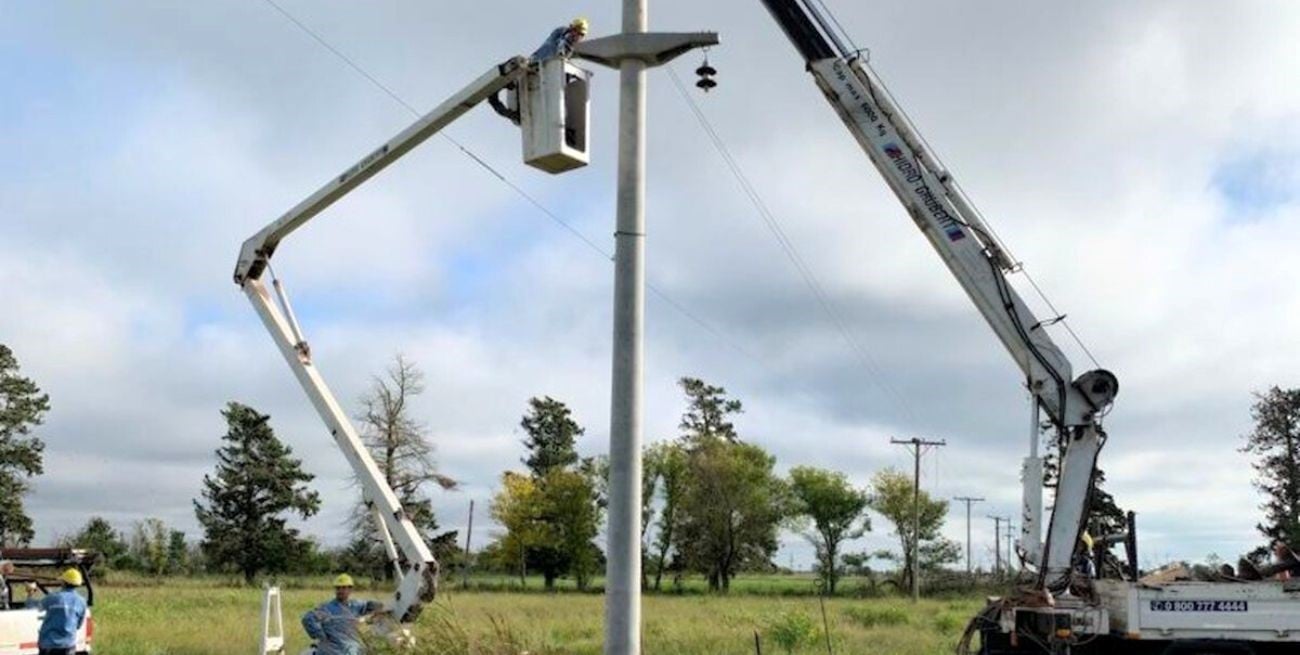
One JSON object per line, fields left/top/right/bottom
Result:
{"left": 4, "top": 0, "right": 1299, "bottom": 573}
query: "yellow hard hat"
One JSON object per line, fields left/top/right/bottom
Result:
{"left": 333, "top": 573, "right": 355, "bottom": 588}
{"left": 60, "top": 568, "right": 84, "bottom": 587}
{"left": 570, "top": 17, "right": 590, "bottom": 34}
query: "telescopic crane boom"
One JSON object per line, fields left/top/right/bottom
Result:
{"left": 759, "top": 0, "right": 1118, "bottom": 592}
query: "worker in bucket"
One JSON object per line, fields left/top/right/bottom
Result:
{"left": 532, "top": 17, "right": 589, "bottom": 60}
{"left": 36, "top": 569, "right": 87, "bottom": 655}
{"left": 301, "top": 574, "right": 384, "bottom": 655}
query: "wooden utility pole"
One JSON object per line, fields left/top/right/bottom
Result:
{"left": 1003, "top": 519, "right": 1016, "bottom": 576}
{"left": 891, "top": 437, "right": 946, "bottom": 602}
{"left": 953, "top": 496, "right": 985, "bottom": 575}
{"left": 461, "top": 499, "right": 475, "bottom": 589}
{"left": 988, "top": 515, "right": 1005, "bottom": 577}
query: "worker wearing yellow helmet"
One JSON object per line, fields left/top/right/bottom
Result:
{"left": 301, "top": 574, "right": 383, "bottom": 655}
{"left": 532, "top": 17, "right": 591, "bottom": 60}
{"left": 36, "top": 568, "right": 88, "bottom": 655}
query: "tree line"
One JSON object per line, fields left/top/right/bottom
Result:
{"left": 481, "top": 377, "right": 962, "bottom": 594}
{"left": 5, "top": 341, "right": 1300, "bottom": 588}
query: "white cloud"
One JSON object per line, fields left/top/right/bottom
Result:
{"left": 2, "top": 0, "right": 1299, "bottom": 574}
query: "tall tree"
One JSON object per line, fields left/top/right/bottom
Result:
{"left": 0, "top": 345, "right": 49, "bottom": 546}
{"left": 66, "top": 517, "right": 128, "bottom": 566}
{"left": 538, "top": 468, "right": 602, "bottom": 590}
{"left": 350, "top": 355, "right": 457, "bottom": 576}
{"left": 488, "top": 397, "right": 602, "bottom": 590}
{"left": 520, "top": 396, "right": 583, "bottom": 477}
{"left": 131, "top": 518, "right": 169, "bottom": 576}
{"left": 646, "top": 442, "right": 689, "bottom": 590}
{"left": 677, "top": 377, "right": 743, "bottom": 445}
{"left": 489, "top": 471, "right": 544, "bottom": 586}
{"left": 1242, "top": 387, "right": 1300, "bottom": 547}
{"left": 789, "top": 466, "right": 870, "bottom": 594}
{"left": 675, "top": 439, "right": 788, "bottom": 591}
{"left": 167, "top": 530, "right": 189, "bottom": 575}
{"left": 194, "top": 402, "right": 320, "bottom": 583}
{"left": 867, "top": 468, "right": 956, "bottom": 591}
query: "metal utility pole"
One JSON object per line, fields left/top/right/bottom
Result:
{"left": 988, "top": 515, "right": 1005, "bottom": 577}
{"left": 571, "top": 15, "right": 716, "bottom": 655}
{"left": 891, "top": 437, "right": 946, "bottom": 602}
{"left": 953, "top": 496, "right": 984, "bottom": 575}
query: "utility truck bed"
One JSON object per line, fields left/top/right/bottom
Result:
{"left": 0, "top": 549, "right": 96, "bottom": 655}
{"left": 1097, "top": 579, "right": 1300, "bottom": 644}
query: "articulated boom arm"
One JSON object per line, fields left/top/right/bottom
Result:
{"left": 760, "top": 0, "right": 1118, "bottom": 590}
{"left": 233, "top": 57, "right": 531, "bottom": 625}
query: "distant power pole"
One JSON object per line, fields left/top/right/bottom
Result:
{"left": 461, "top": 499, "right": 475, "bottom": 589}
{"left": 953, "top": 496, "right": 985, "bottom": 575}
{"left": 988, "top": 515, "right": 1005, "bottom": 577}
{"left": 892, "top": 437, "right": 946, "bottom": 602}
{"left": 1003, "top": 520, "right": 1015, "bottom": 575}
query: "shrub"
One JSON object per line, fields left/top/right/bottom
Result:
{"left": 767, "top": 610, "right": 817, "bottom": 654}
{"left": 933, "top": 612, "right": 962, "bottom": 633}
{"left": 843, "top": 605, "right": 910, "bottom": 628}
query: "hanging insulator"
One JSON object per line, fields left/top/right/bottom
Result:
{"left": 695, "top": 55, "right": 717, "bottom": 93}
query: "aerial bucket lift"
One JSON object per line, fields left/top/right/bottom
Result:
{"left": 235, "top": 50, "right": 590, "bottom": 651}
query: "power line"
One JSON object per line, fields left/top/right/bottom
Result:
{"left": 666, "top": 65, "right": 920, "bottom": 424}
{"left": 255, "top": 0, "right": 763, "bottom": 366}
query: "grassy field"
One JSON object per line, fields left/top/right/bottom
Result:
{"left": 90, "top": 578, "right": 982, "bottom": 654}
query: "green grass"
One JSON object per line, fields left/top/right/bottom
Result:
{"left": 90, "top": 578, "right": 982, "bottom": 654}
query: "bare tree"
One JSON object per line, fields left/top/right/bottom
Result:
{"left": 348, "top": 355, "right": 458, "bottom": 577}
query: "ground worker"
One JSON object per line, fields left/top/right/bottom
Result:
{"left": 1271, "top": 541, "right": 1299, "bottom": 580}
{"left": 24, "top": 582, "right": 41, "bottom": 608}
{"left": 301, "top": 574, "right": 384, "bottom": 655}
{"left": 532, "top": 17, "right": 589, "bottom": 60}
{"left": 0, "top": 560, "right": 13, "bottom": 610}
{"left": 36, "top": 569, "right": 87, "bottom": 655}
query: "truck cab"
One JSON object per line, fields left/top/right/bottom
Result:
{"left": 0, "top": 549, "right": 97, "bottom": 655}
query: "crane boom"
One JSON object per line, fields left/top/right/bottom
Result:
{"left": 759, "top": 0, "right": 1117, "bottom": 590}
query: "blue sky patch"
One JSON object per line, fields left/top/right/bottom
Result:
{"left": 1212, "top": 149, "right": 1298, "bottom": 219}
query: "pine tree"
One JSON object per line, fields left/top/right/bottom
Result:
{"left": 520, "top": 396, "right": 583, "bottom": 477}
{"left": 0, "top": 345, "right": 49, "bottom": 547}
{"left": 1242, "top": 387, "right": 1300, "bottom": 547}
{"left": 677, "top": 377, "right": 743, "bottom": 445}
{"left": 194, "top": 402, "right": 320, "bottom": 583}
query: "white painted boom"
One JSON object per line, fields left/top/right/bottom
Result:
{"left": 760, "top": 0, "right": 1118, "bottom": 590}
{"left": 233, "top": 56, "right": 534, "bottom": 625}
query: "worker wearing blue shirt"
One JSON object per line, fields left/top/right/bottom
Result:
{"left": 37, "top": 569, "right": 87, "bottom": 655}
{"left": 531, "top": 17, "right": 589, "bottom": 60}
{"left": 301, "top": 574, "right": 383, "bottom": 655}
